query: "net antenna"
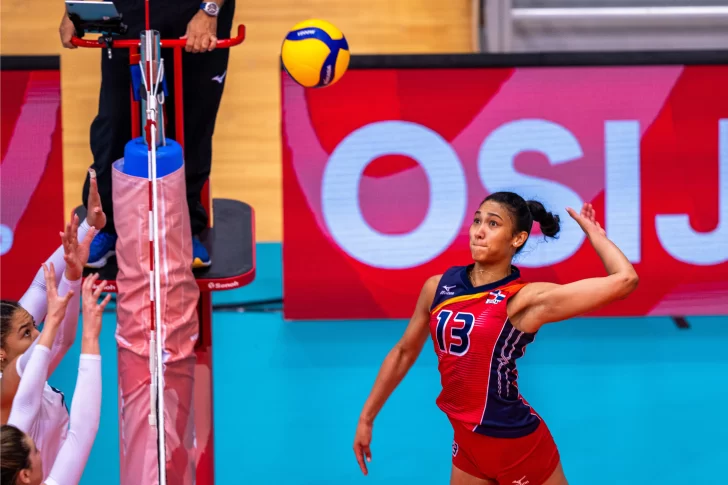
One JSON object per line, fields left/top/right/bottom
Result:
{"left": 139, "top": 5, "right": 168, "bottom": 482}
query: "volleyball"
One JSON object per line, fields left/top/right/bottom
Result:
{"left": 281, "top": 19, "right": 350, "bottom": 88}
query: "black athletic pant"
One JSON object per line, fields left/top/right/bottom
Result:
{"left": 82, "top": 0, "right": 235, "bottom": 236}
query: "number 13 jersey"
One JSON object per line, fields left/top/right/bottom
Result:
{"left": 429, "top": 265, "right": 541, "bottom": 438}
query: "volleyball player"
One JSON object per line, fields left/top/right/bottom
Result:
{"left": 353, "top": 192, "right": 639, "bottom": 485}
{"left": 1, "top": 270, "right": 109, "bottom": 485}
{"left": 0, "top": 170, "right": 104, "bottom": 477}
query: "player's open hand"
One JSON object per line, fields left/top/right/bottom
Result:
{"left": 43, "top": 263, "right": 75, "bottom": 328}
{"left": 182, "top": 10, "right": 218, "bottom": 53}
{"left": 81, "top": 274, "right": 111, "bottom": 341}
{"left": 62, "top": 214, "right": 95, "bottom": 281}
{"left": 566, "top": 203, "right": 606, "bottom": 239}
{"left": 86, "top": 169, "right": 106, "bottom": 231}
{"left": 353, "top": 419, "right": 373, "bottom": 476}
{"left": 59, "top": 13, "right": 77, "bottom": 49}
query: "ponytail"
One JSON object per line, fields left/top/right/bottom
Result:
{"left": 527, "top": 200, "right": 561, "bottom": 238}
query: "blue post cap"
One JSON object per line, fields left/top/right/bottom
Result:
{"left": 123, "top": 137, "right": 183, "bottom": 178}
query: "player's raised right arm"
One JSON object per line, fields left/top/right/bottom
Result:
{"left": 353, "top": 274, "right": 439, "bottom": 475}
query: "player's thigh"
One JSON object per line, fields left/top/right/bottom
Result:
{"left": 541, "top": 461, "right": 568, "bottom": 485}
{"left": 450, "top": 464, "right": 497, "bottom": 485}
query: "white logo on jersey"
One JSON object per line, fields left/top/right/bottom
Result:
{"left": 486, "top": 289, "right": 506, "bottom": 305}
{"left": 512, "top": 477, "right": 530, "bottom": 485}
{"left": 440, "top": 285, "right": 456, "bottom": 296}
{"left": 452, "top": 440, "right": 459, "bottom": 457}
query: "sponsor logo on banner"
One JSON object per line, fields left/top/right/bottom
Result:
{"left": 208, "top": 280, "right": 240, "bottom": 290}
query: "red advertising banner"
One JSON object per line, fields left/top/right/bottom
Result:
{"left": 1, "top": 59, "right": 65, "bottom": 301}
{"left": 282, "top": 61, "right": 728, "bottom": 320}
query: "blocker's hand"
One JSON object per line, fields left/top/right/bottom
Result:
{"left": 182, "top": 10, "right": 218, "bottom": 53}
{"left": 62, "top": 214, "right": 96, "bottom": 281}
{"left": 81, "top": 274, "right": 111, "bottom": 341}
{"left": 86, "top": 169, "right": 106, "bottom": 231}
{"left": 43, "top": 263, "right": 75, "bottom": 327}
{"left": 59, "top": 13, "right": 77, "bottom": 49}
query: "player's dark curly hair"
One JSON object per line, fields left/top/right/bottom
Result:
{"left": 1, "top": 424, "right": 31, "bottom": 484}
{"left": 483, "top": 191, "right": 561, "bottom": 253}
{"left": 1, "top": 300, "right": 23, "bottom": 351}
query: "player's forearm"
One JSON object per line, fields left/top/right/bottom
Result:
{"left": 588, "top": 230, "right": 637, "bottom": 278}
{"left": 80, "top": 336, "right": 100, "bottom": 356}
{"left": 37, "top": 316, "right": 63, "bottom": 351}
{"left": 47, "top": 276, "right": 82, "bottom": 374}
{"left": 45, "top": 355, "right": 101, "bottom": 485}
{"left": 359, "top": 345, "right": 416, "bottom": 424}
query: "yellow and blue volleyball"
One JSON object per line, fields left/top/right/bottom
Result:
{"left": 281, "top": 19, "right": 350, "bottom": 88}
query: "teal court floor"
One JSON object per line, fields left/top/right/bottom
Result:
{"left": 49, "top": 243, "right": 727, "bottom": 485}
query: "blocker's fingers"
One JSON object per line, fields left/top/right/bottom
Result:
{"left": 93, "top": 280, "right": 107, "bottom": 299}
{"left": 99, "top": 293, "right": 113, "bottom": 311}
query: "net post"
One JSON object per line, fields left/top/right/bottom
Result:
{"left": 140, "top": 27, "right": 167, "bottom": 484}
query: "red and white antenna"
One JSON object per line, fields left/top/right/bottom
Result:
{"left": 139, "top": 1, "right": 167, "bottom": 480}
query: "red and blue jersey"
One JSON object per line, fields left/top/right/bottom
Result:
{"left": 428, "top": 265, "right": 541, "bottom": 438}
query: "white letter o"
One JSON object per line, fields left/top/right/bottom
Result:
{"left": 321, "top": 121, "right": 467, "bottom": 269}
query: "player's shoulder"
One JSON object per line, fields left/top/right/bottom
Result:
{"left": 425, "top": 266, "right": 468, "bottom": 291}
{"left": 426, "top": 266, "right": 471, "bottom": 312}
{"left": 421, "top": 274, "right": 442, "bottom": 305}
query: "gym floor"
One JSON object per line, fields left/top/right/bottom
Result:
{"left": 49, "top": 243, "right": 727, "bottom": 485}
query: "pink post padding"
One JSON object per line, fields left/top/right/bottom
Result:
{"left": 112, "top": 159, "right": 199, "bottom": 485}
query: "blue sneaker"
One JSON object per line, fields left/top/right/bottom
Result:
{"left": 192, "top": 236, "right": 211, "bottom": 268}
{"left": 86, "top": 232, "right": 118, "bottom": 268}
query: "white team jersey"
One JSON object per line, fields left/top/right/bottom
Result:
{"left": 29, "top": 382, "right": 70, "bottom": 478}
{"left": 2, "top": 365, "right": 70, "bottom": 479}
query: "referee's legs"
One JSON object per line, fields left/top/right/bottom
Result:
{"left": 179, "top": 46, "right": 231, "bottom": 236}
{"left": 180, "top": 1, "right": 234, "bottom": 237}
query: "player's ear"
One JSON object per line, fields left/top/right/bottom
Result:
{"left": 511, "top": 231, "right": 528, "bottom": 251}
{"left": 19, "top": 468, "right": 32, "bottom": 484}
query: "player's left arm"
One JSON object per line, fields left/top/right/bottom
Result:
{"left": 509, "top": 203, "right": 639, "bottom": 333}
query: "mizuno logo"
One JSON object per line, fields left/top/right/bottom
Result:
{"left": 440, "top": 285, "right": 456, "bottom": 296}
{"left": 211, "top": 71, "right": 227, "bottom": 84}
